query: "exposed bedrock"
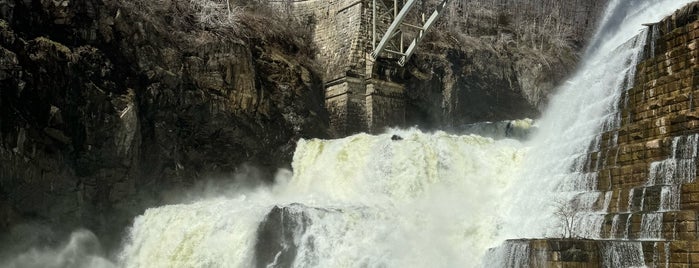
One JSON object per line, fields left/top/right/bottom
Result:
{"left": 0, "top": 0, "right": 328, "bottom": 243}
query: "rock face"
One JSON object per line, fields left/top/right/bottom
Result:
{"left": 404, "top": 41, "right": 571, "bottom": 128}
{"left": 403, "top": 0, "right": 608, "bottom": 128}
{"left": 0, "top": 0, "right": 328, "bottom": 241}
{"left": 254, "top": 204, "right": 313, "bottom": 268}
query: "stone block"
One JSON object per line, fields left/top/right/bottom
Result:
{"left": 659, "top": 125, "right": 671, "bottom": 135}
{"left": 686, "top": 120, "right": 699, "bottom": 130}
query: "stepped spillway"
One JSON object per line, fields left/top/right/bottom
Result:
{"left": 498, "top": 0, "right": 699, "bottom": 241}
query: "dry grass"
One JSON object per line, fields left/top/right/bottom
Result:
{"left": 188, "top": 0, "right": 240, "bottom": 28}
{"left": 428, "top": 0, "right": 607, "bottom": 54}
{"left": 116, "top": 0, "right": 314, "bottom": 55}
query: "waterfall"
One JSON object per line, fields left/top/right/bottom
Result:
{"left": 639, "top": 213, "right": 663, "bottom": 240}
{"left": 599, "top": 241, "right": 645, "bottom": 268}
{"left": 610, "top": 214, "right": 621, "bottom": 239}
{"left": 118, "top": 130, "right": 527, "bottom": 267}
{"left": 648, "top": 134, "right": 699, "bottom": 186}
{"left": 498, "top": 0, "right": 698, "bottom": 241}
{"left": 659, "top": 185, "right": 681, "bottom": 211}
{"left": 482, "top": 240, "right": 531, "bottom": 268}
{"left": 109, "top": 0, "right": 699, "bottom": 267}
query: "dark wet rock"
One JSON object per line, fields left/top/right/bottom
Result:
{"left": 405, "top": 42, "right": 575, "bottom": 129}
{"left": 254, "top": 204, "right": 313, "bottom": 268}
{"left": 453, "top": 119, "right": 535, "bottom": 140}
{"left": 0, "top": 0, "right": 328, "bottom": 245}
{"left": 391, "top": 134, "right": 403, "bottom": 141}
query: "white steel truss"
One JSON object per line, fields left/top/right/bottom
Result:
{"left": 371, "top": 0, "right": 450, "bottom": 66}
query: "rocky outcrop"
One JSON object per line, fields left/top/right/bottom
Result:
{"left": 0, "top": 0, "right": 328, "bottom": 242}
{"left": 404, "top": 38, "right": 575, "bottom": 128}
{"left": 403, "top": 0, "right": 606, "bottom": 128}
{"left": 254, "top": 204, "right": 313, "bottom": 268}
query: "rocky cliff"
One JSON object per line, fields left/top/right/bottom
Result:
{"left": 0, "top": 0, "right": 328, "bottom": 241}
{"left": 404, "top": 37, "right": 573, "bottom": 128}
{"left": 404, "top": 0, "right": 607, "bottom": 129}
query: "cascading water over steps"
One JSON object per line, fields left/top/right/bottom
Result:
{"left": 487, "top": 0, "right": 699, "bottom": 266}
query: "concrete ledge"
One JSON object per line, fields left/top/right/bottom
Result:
{"left": 486, "top": 238, "right": 699, "bottom": 268}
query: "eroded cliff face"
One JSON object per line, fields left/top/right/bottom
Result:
{"left": 0, "top": 0, "right": 327, "bottom": 240}
{"left": 404, "top": 37, "right": 576, "bottom": 128}
{"left": 403, "top": 0, "right": 606, "bottom": 129}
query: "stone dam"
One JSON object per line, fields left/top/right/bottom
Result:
{"left": 494, "top": 2, "right": 699, "bottom": 267}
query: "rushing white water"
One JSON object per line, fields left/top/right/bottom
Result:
{"left": 119, "top": 130, "right": 526, "bottom": 267}
{"left": 483, "top": 240, "right": 531, "bottom": 268}
{"left": 0, "top": 230, "right": 115, "bottom": 268}
{"left": 660, "top": 185, "right": 681, "bottom": 211}
{"left": 648, "top": 134, "right": 699, "bottom": 187}
{"left": 497, "top": 0, "right": 698, "bottom": 241}
{"left": 599, "top": 241, "right": 646, "bottom": 268}
{"left": 610, "top": 214, "right": 621, "bottom": 238}
{"left": 639, "top": 213, "right": 663, "bottom": 240}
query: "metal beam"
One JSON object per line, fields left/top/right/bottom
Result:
{"left": 370, "top": 0, "right": 418, "bottom": 59}
{"left": 370, "top": 0, "right": 451, "bottom": 66}
{"left": 398, "top": 0, "right": 449, "bottom": 66}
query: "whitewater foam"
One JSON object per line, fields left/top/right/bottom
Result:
{"left": 118, "top": 130, "right": 526, "bottom": 267}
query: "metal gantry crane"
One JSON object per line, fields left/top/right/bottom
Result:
{"left": 370, "top": 0, "right": 450, "bottom": 66}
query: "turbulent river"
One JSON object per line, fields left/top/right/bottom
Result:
{"left": 3, "top": 0, "right": 699, "bottom": 267}
{"left": 121, "top": 130, "right": 527, "bottom": 267}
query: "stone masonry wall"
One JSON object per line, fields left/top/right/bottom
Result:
{"left": 324, "top": 77, "right": 367, "bottom": 134}
{"left": 291, "top": 0, "right": 367, "bottom": 82}
{"left": 593, "top": 2, "right": 699, "bottom": 251}
{"left": 283, "top": 0, "right": 407, "bottom": 135}
{"left": 586, "top": 2, "right": 699, "bottom": 266}
{"left": 501, "top": 239, "right": 695, "bottom": 268}
{"left": 366, "top": 79, "right": 405, "bottom": 132}
{"left": 499, "top": 3, "right": 699, "bottom": 267}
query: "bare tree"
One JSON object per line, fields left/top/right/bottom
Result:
{"left": 429, "top": 0, "right": 608, "bottom": 52}
{"left": 553, "top": 198, "right": 579, "bottom": 238}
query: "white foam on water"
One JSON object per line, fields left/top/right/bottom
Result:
{"left": 1, "top": 230, "right": 115, "bottom": 268}
{"left": 118, "top": 130, "right": 527, "bottom": 267}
